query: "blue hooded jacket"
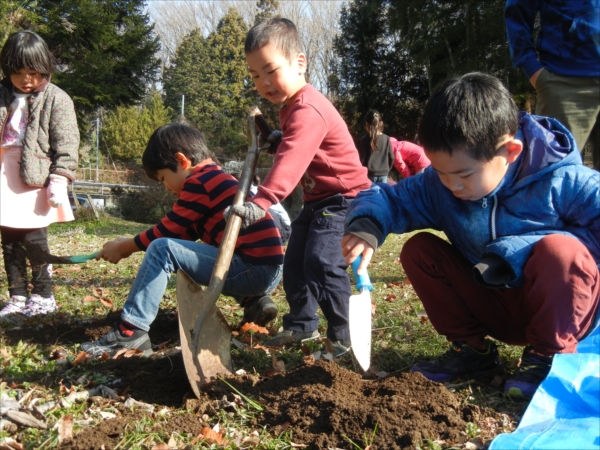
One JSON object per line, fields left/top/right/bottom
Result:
{"left": 345, "top": 113, "right": 600, "bottom": 287}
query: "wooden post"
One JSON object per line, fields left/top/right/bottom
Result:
{"left": 86, "top": 194, "right": 100, "bottom": 220}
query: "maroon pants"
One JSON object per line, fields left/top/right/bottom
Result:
{"left": 400, "top": 233, "right": 599, "bottom": 356}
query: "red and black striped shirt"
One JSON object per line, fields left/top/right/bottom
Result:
{"left": 134, "top": 161, "right": 284, "bottom": 266}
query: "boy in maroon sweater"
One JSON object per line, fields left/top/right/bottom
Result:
{"left": 227, "top": 18, "right": 371, "bottom": 355}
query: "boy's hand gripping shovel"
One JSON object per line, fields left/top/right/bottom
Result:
{"left": 176, "top": 107, "right": 263, "bottom": 398}
{"left": 349, "top": 255, "right": 373, "bottom": 371}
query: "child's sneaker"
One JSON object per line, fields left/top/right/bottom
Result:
{"left": 411, "top": 341, "right": 502, "bottom": 382}
{"left": 504, "top": 346, "right": 553, "bottom": 400}
{"left": 80, "top": 324, "right": 153, "bottom": 357}
{"left": 0, "top": 295, "right": 28, "bottom": 318}
{"left": 22, "top": 294, "right": 58, "bottom": 316}
{"left": 240, "top": 295, "right": 278, "bottom": 327}
{"left": 323, "top": 338, "right": 352, "bottom": 358}
{"left": 264, "top": 329, "right": 320, "bottom": 347}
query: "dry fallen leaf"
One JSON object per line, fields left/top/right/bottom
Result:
{"left": 100, "top": 297, "right": 113, "bottom": 308}
{"left": 71, "top": 351, "right": 90, "bottom": 366}
{"left": 239, "top": 322, "right": 269, "bottom": 335}
{"left": 200, "top": 426, "right": 228, "bottom": 445}
{"left": 0, "top": 437, "right": 25, "bottom": 450}
{"left": 385, "top": 294, "right": 397, "bottom": 302}
{"left": 57, "top": 414, "right": 73, "bottom": 444}
{"left": 150, "top": 444, "right": 169, "bottom": 450}
{"left": 83, "top": 296, "right": 96, "bottom": 303}
{"left": 271, "top": 355, "right": 286, "bottom": 372}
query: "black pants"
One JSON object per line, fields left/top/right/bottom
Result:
{"left": 282, "top": 194, "right": 353, "bottom": 341}
{"left": 0, "top": 226, "right": 52, "bottom": 297}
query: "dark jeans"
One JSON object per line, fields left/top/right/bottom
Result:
{"left": 282, "top": 194, "right": 352, "bottom": 341}
{"left": 0, "top": 226, "right": 52, "bottom": 297}
{"left": 400, "top": 232, "right": 600, "bottom": 355}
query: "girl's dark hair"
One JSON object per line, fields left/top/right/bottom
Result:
{"left": 0, "top": 31, "right": 54, "bottom": 79}
{"left": 365, "top": 109, "right": 384, "bottom": 151}
{"left": 142, "top": 123, "right": 214, "bottom": 180}
{"left": 418, "top": 72, "right": 519, "bottom": 162}
{"left": 245, "top": 18, "right": 303, "bottom": 60}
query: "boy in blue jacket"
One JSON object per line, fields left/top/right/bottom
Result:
{"left": 341, "top": 72, "right": 600, "bottom": 399}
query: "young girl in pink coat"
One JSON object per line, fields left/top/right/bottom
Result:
{"left": 0, "top": 31, "right": 79, "bottom": 319}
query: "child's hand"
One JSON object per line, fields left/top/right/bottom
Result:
{"left": 47, "top": 175, "right": 69, "bottom": 208}
{"left": 224, "top": 202, "right": 266, "bottom": 228}
{"left": 258, "top": 130, "right": 282, "bottom": 155}
{"left": 98, "top": 238, "right": 138, "bottom": 264}
{"left": 341, "top": 233, "right": 374, "bottom": 274}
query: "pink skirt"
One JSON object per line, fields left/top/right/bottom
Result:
{"left": 0, "top": 147, "right": 74, "bottom": 229}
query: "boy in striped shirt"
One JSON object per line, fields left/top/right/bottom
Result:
{"left": 80, "top": 123, "right": 284, "bottom": 357}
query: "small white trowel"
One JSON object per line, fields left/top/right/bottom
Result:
{"left": 349, "top": 255, "right": 373, "bottom": 371}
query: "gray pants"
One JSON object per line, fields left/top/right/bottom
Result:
{"left": 535, "top": 69, "right": 600, "bottom": 171}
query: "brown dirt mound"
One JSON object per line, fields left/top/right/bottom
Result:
{"left": 202, "top": 359, "right": 471, "bottom": 449}
{"left": 4, "top": 314, "right": 500, "bottom": 449}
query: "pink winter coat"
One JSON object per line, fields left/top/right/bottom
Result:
{"left": 389, "top": 137, "right": 431, "bottom": 178}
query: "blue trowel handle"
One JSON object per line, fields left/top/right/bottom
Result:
{"left": 351, "top": 255, "right": 373, "bottom": 292}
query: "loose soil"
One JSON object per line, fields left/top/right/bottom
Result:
{"left": 2, "top": 311, "right": 511, "bottom": 449}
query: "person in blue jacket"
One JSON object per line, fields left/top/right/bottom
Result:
{"left": 341, "top": 72, "right": 600, "bottom": 400}
{"left": 505, "top": 0, "right": 600, "bottom": 171}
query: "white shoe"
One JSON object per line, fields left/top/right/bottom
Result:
{"left": 23, "top": 294, "right": 58, "bottom": 316}
{"left": 0, "top": 295, "right": 27, "bottom": 318}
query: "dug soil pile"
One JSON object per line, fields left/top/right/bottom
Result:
{"left": 4, "top": 312, "right": 489, "bottom": 449}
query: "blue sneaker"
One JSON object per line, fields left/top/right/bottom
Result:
{"left": 504, "top": 346, "right": 552, "bottom": 399}
{"left": 412, "top": 341, "right": 501, "bottom": 382}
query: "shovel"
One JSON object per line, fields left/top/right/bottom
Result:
{"left": 176, "top": 106, "right": 263, "bottom": 398}
{"left": 17, "top": 242, "right": 99, "bottom": 264}
{"left": 349, "top": 255, "right": 373, "bottom": 371}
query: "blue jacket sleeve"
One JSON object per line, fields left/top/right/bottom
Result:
{"left": 505, "top": 0, "right": 544, "bottom": 78}
{"left": 345, "top": 169, "right": 440, "bottom": 245}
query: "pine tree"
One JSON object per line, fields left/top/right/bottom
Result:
{"left": 30, "top": 0, "right": 160, "bottom": 116}
{"left": 163, "top": 8, "right": 253, "bottom": 159}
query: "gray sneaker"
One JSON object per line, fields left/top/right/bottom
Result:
{"left": 81, "top": 324, "right": 153, "bottom": 357}
{"left": 326, "top": 339, "right": 352, "bottom": 358}
{"left": 263, "top": 329, "right": 320, "bottom": 347}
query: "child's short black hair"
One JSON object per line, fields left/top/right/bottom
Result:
{"left": 245, "top": 18, "right": 303, "bottom": 60}
{"left": 0, "top": 30, "right": 54, "bottom": 79}
{"left": 418, "top": 72, "right": 519, "bottom": 162}
{"left": 142, "top": 123, "right": 213, "bottom": 180}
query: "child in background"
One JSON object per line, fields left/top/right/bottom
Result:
{"left": 227, "top": 18, "right": 371, "bottom": 356}
{"left": 389, "top": 137, "right": 431, "bottom": 178}
{"left": 80, "top": 124, "right": 284, "bottom": 356}
{"left": 0, "top": 31, "right": 79, "bottom": 319}
{"left": 342, "top": 72, "right": 599, "bottom": 399}
{"left": 357, "top": 109, "right": 394, "bottom": 183}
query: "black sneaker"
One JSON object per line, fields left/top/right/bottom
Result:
{"left": 240, "top": 295, "right": 278, "bottom": 327}
{"left": 411, "top": 341, "right": 502, "bottom": 382}
{"left": 81, "top": 324, "right": 153, "bottom": 357}
{"left": 504, "top": 346, "right": 552, "bottom": 399}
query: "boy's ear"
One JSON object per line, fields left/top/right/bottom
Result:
{"left": 503, "top": 138, "right": 523, "bottom": 163}
{"left": 174, "top": 152, "right": 191, "bottom": 169}
{"left": 296, "top": 52, "right": 307, "bottom": 75}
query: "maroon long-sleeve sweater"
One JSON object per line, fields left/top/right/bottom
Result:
{"left": 251, "top": 84, "right": 370, "bottom": 211}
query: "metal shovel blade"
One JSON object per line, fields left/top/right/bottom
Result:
{"left": 177, "top": 107, "right": 263, "bottom": 398}
{"left": 349, "top": 255, "right": 373, "bottom": 371}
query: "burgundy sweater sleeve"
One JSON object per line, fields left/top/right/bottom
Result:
{"left": 251, "top": 103, "right": 327, "bottom": 211}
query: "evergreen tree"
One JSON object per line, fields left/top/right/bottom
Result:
{"left": 163, "top": 8, "right": 253, "bottom": 159}
{"left": 102, "top": 91, "right": 173, "bottom": 162}
{"left": 255, "top": 0, "right": 280, "bottom": 26}
{"left": 30, "top": 0, "right": 160, "bottom": 117}
{"left": 332, "top": 0, "right": 428, "bottom": 139}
